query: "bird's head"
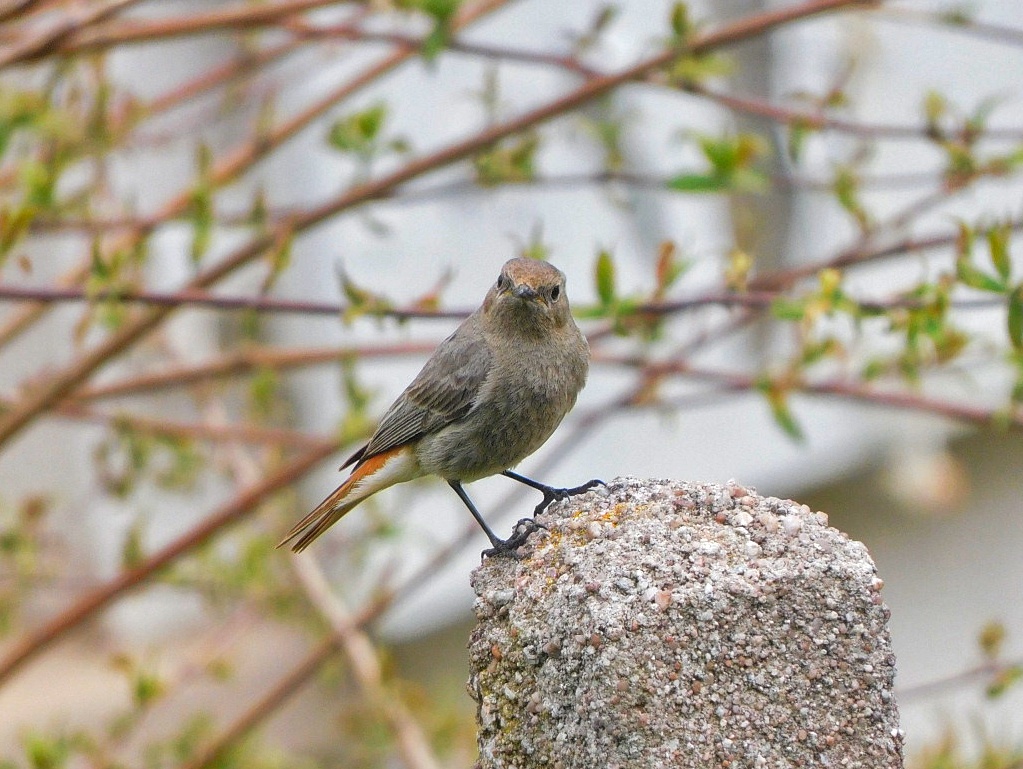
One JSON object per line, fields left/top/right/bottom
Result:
{"left": 483, "top": 258, "right": 573, "bottom": 335}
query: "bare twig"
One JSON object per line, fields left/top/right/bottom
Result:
{"left": 48, "top": 400, "right": 330, "bottom": 449}
{"left": 875, "top": 7, "right": 1023, "bottom": 48}
{"left": 0, "top": 283, "right": 471, "bottom": 319}
{"left": 643, "top": 363, "right": 1023, "bottom": 432}
{"left": 0, "top": 0, "right": 519, "bottom": 446}
{"left": 681, "top": 81, "right": 1023, "bottom": 143}
{"left": 178, "top": 638, "right": 339, "bottom": 769}
{"left": 0, "top": 439, "right": 339, "bottom": 687}
{"left": 0, "top": 0, "right": 871, "bottom": 451}
{"left": 292, "top": 554, "right": 443, "bottom": 769}
{"left": 72, "top": 342, "right": 440, "bottom": 402}
{"left": 9, "top": 0, "right": 348, "bottom": 59}
{"left": 896, "top": 656, "right": 1023, "bottom": 701}
{"left": 0, "top": 0, "right": 140, "bottom": 67}
{"left": 751, "top": 217, "right": 1023, "bottom": 291}
{"left": 0, "top": 0, "right": 507, "bottom": 354}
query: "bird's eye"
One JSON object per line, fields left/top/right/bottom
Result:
{"left": 496, "top": 274, "right": 510, "bottom": 291}
{"left": 549, "top": 285, "right": 561, "bottom": 301}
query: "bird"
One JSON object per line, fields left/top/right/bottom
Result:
{"left": 278, "top": 257, "right": 602, "bottom": 556}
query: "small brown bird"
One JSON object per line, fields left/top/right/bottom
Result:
{"left": 279, "top": 258, "right": 601, "bottom": 556}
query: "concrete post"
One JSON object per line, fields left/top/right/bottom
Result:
{"left": 469, "top": 477, "right": 903, "bottom": 768}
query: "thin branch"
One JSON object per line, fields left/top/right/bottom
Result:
{"left": 875, "top": 7, "right": 1023, "bottom": 48}
{"left": 0, "top": 283, "right": 470, "bottom": 319}
{"left": 144, "top": 37, "right": 305, "bottom": 118}
{"left": 291, "top": 554, "right": 443, "bottom": 769}
{"left": 896, "top": 655, "right": 1023, "bottom": 701}
{"left": 11, "top": 0, "right": 350, "bottom": 60}
{"left": 750, "top": 216, "right": 1023, "bottom": 291}
{"left": 49, "top": 400, "right": 330, "bottom": 449}
{"left": 178, "top": 638, "right": 339, "bottom": 769}
{"left": 72, "top": 342, "right": 439, "bottom": 403}
{"left": 0, "top": 0, "right": 871, "bottom": 451}
{"left": 0, "top": 0, "right": 40, "bottom": 26}
{"left": 0, "top": 0, "right": 503, "bottom": 352}
{"left": 681, "top": 81, "right": 1023, "bottom": 143}
{"left": 642, "top": 363, "right": 1023, "bottom": 432}
{"left": 0, "top": 439, "right": 339, "bottom": 687}
{"left": 0, "top": 0, "right": 509, "bottom": 360}
{"left": 0, "top": 0, "right": 141, "bottom": 68}
{"left": 189, "top": 370, "right": 439, "bottom": 769}
{"left": 284, "top": 25, "right": 1023, "bottom": 144}
{"left": 24, "top": 169, "right": 948, "bottom": 235}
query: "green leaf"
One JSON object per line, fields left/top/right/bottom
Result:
{"left": 1008, "top": 284, "right": 1023, "bottom": 351}
{"left": 121, "top": 521, "right": 145, "bottom": 569}
{"left": 956, "top": 255, "right": 1006, "bottom": 293}
{"left": 24, "top": 731, "right": 71, "bottom": 769}
{"left": 473, "top": 134, "right": 538, "bottom": 186}
{"left": 987, "top": 223, "right": 1012, "bottom": 281}
{"left": 669, "top": 133, "right": 767, "bottom": 193}
{"left": 399, "top": 0, "right": 462, "bottom": 60}
{"left": 88, "top": 240, "right": 112, "bottom": 282}
{"left": 757, "top": 377, "right": 804, "bottom": 441}
{"left": 517, "top": 221, "right": 550, "bottom": 261}
{"left": 724, "top": 248, "right": 752, "bottom": 292}
{"left": 595, "top": 249, "right": 616, "bottom": 307}
{"left": 669, "top": 1, "right": 691, "bottom": 41}
{"left": 189, "top": 193, "right": 212, "bottom": 264}
{"left": 328, "top": 103, "right": 388, "bottom": 156}
{"left": 654, "top": 241, "right": 685, "bottom": 296}
{"left": 730, "top": 167, "right": 768, "bottom": 193}
{"left": 133, "top": 667, "right": 165, "bottom": 708}
{"left": 986, "top": 664, "right": 1023, "bottom": 700}
{"left": 667, "top": 173, "right": 727, "bottom": 193}
{"left": 669, "top": 51, "right": 733, "bottom": 84}
{"left": 699, "top": 134, "right": 735, "bottom": 172}
{"left": 978, "top": 620, "right": 1006, "bottom": 660}
{"left": 955, "top": 220, "right": 974, "bottom": 259}
{"left": 262, "top": 229, "right": 293, "bottom": 293}
{"left": 0, "top": 205, "right": 34, "bottom": 260}
{"left": 189, "top": 143, "right": 214, "bottom": 264}
{"left": 20, "top": 159, "right": 57, "bottom": 209}
{"left": 248, "top": 367, "right": 279, "bottom": 418}
{"left": 833, "top": 166, "right": 870, "bottom": 230}
{"left": 966, "top": 95, "right": 1003, "bottom": 140}
{"left": 770, "top": 395, "right": 803, "bottom": 441}
{"left": 923, "top": 90, "right": 947, "bottom": 137}
{"left": 787, "top": 119, "right": 812, "bottom": 162}
{"left": 938, "top": 7, "right": 974, "bottom": 24}
{"left": 771, "top": 297, "right": 805, "bottom": 321}
{"left": 861, "top": 358, "right": 888, "bottom": 381}
{"left": 337, "top": 264, "right": 393, "bottom": 322}
{"left": 801, "top": 338, "right": 842, "bottom": 366}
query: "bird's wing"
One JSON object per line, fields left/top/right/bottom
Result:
{"left": 344, "top": 318, "right": 492, "bottom": 468}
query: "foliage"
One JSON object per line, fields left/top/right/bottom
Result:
{"left": 0, "top": 1, "right": 1021, "bottom": 767}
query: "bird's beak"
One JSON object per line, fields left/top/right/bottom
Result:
{"left": 512, "top": 284, "right": 539, "bottom": 301}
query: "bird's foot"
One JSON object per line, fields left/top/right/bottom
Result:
{"left": 531, "top": 478, "right": 606, "bottom": 517}
{"left": 482, "top": 518, "right": 548, "bottom": 559}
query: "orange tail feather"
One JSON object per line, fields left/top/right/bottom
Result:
{"left": 277, "top": 446, "right": 416, "bottom": 553}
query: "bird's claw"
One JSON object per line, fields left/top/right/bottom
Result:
{"left": 482, "top": 518, "right": 548, "bottom": 559}
{"left": 531, "top": 478, "right": 606, "bottom": 517}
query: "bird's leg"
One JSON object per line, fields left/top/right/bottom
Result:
{"left": 501, "top": 470, "right": 605, "bottom": 517}
{"left": 448, "top": 480, "right": 545, "bottom": 559}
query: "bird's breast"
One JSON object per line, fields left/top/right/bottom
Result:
{"left": 415, "top": 332, "right": 587, "bottom": 481}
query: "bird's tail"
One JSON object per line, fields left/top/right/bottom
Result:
{"left": 277, "top": 446, "right": 418, "bottom": 553}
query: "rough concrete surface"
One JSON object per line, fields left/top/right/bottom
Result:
{"left": 468, "top": 477, "right": 903, "bottom": 769}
